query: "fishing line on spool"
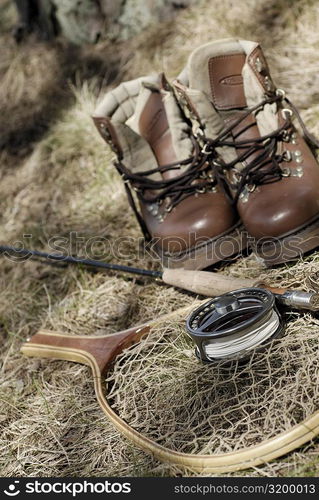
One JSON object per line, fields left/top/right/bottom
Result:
{"left": 204, "top": 310, "right": 281, "bottom": 359}
{"left": 186, "top": 288, "right": 284, "bottom": 363}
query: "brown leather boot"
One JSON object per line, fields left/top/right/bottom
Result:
{"left": 174, "top": 39, "right": 319, "bottom": 266}
{"left": 92, "top": 74, "right": 245, "bottom": 269}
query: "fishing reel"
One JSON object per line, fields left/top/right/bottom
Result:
{"left": 186, "top": 288, "right": 284, "bottom": 363}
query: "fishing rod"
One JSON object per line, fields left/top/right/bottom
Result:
{"left": 0, "top": 245, "right": 161, "bottom": 278}
{"left": 1, "top": 244, "right": 319, "bottom": 312}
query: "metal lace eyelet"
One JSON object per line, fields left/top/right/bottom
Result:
{"left": 262, "top": 137, "right": 272, "bottom": 146}
{"left": 281, "top": 130, "right": 291, "bottom": 142}
{"left": 294, "top": 166, "right": 304, "bottom": 177}
{"left": 194, "top": 127, "right": 205, "bottom": 138}
{"left": 264, "top": 76, "right": 273, "bottom": 91}
{"left": 281, "top": 166, "right": 290, "bottom": 177}
{"left": 281, "top": 108, "right": 293, "bottom": 120}
{"left": 212, "top": 159, "right": 221, "bottom": 167}
{"left": 247, "top": 184, "right": 256, "bottom": 193}
{"left": 232, "top": 172, "right": 241, "bottom": 184}
{"left": 196, "top": 187, "right": 206, "bottom": 194}
{"left": 239, "top": 187, "right": 250, "bottom": 203}
{"left": 282, "top": 150, "right": 292, "bottom": 162}
{"left": 276, "top": 88, "right": 286, "bottom": 98}
{"left": 165, "top": 205, "right": 173, "bottom": 213}
{"left": 293, "top": 150, "right": 303, "bottom": 163}
{"left": 254, "top": 57, "right": 263, "bottom": 73}
{"left": 147, "top": 203, "right": 159, "bottom": 216}
{"left": 201, "top": 143, "right": 212, "bottom": 155}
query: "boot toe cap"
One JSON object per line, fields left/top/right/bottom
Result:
{"left": 240, "top": 184, "right": 319, "bottom": 239}
{"left": 153, "top": 193, "right": 238, "bottom": 253}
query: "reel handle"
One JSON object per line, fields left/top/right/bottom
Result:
{"left": 162, "top": 268, "right": 260, "bottom": 296}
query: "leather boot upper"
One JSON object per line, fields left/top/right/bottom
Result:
{"left": 93, "top": 74, "right": 238, "bottom": 254}
{"left": 174, "top": 39, "right": 319, "bottom": 240}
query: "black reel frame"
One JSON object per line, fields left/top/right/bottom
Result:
{"left": 186, "top": 288, "right": 284, "bottom": 363}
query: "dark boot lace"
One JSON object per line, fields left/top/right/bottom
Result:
{"left": 114, "top": 136, "right": 218, "bottom": 239}
{"left": 201, "top": 90, "right": 319, "bottom": 203}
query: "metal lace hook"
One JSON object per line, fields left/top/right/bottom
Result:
{"left": 201, "top": 143, "right": 212, "bottom": 155}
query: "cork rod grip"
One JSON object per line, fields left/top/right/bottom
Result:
{"left": 162, "top": 269, "right": 260, "bottom": 296}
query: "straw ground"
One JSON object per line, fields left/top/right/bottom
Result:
{"left": 1, "top": 0, "right": 319, "bottom": 477}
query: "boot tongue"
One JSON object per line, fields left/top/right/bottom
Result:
{"left": 186, "top": 39, "right": 251, "bottom": 110}
{"left": 208, "top": 52, "right": 247, "bottom": 111}
{"left": 186, "top": 39, "right": 278, "bottom": 135}
{"left": 206, "top": 50, "right": 261, "bottom": 147}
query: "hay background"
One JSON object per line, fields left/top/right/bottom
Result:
{"left": 1, "top": 0, "right": 319, "bottom": 477}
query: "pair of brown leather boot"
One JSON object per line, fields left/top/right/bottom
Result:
{"left": 93, "top": 39, "right": 319, "bottom": 270}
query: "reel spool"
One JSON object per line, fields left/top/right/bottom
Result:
{"left": 186, "top": 288, "right": 284, "bottom": 363}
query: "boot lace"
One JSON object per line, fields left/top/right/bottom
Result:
{"left": 201, "top": 90, "right": 319, "bottom": 203}
{"left": 114, "top": 136, "right": 217, "bottom": 239}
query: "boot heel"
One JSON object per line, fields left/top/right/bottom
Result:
{"left": 252, "top": 214, "right": 319, "bottom": 266}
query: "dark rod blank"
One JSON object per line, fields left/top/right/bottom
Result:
{"left": 0, "top": 245, "right": 163, "bottom": 279}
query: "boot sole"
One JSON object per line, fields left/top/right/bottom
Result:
{"left": 158, "top": 222, "right": 248, "bottom": 270}
{"left": 251, "top": 213, "right": 319, "bottom": 266}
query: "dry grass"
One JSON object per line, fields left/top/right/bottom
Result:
{"left": 1, "top": 0, "right": 319, "bottom": 477}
